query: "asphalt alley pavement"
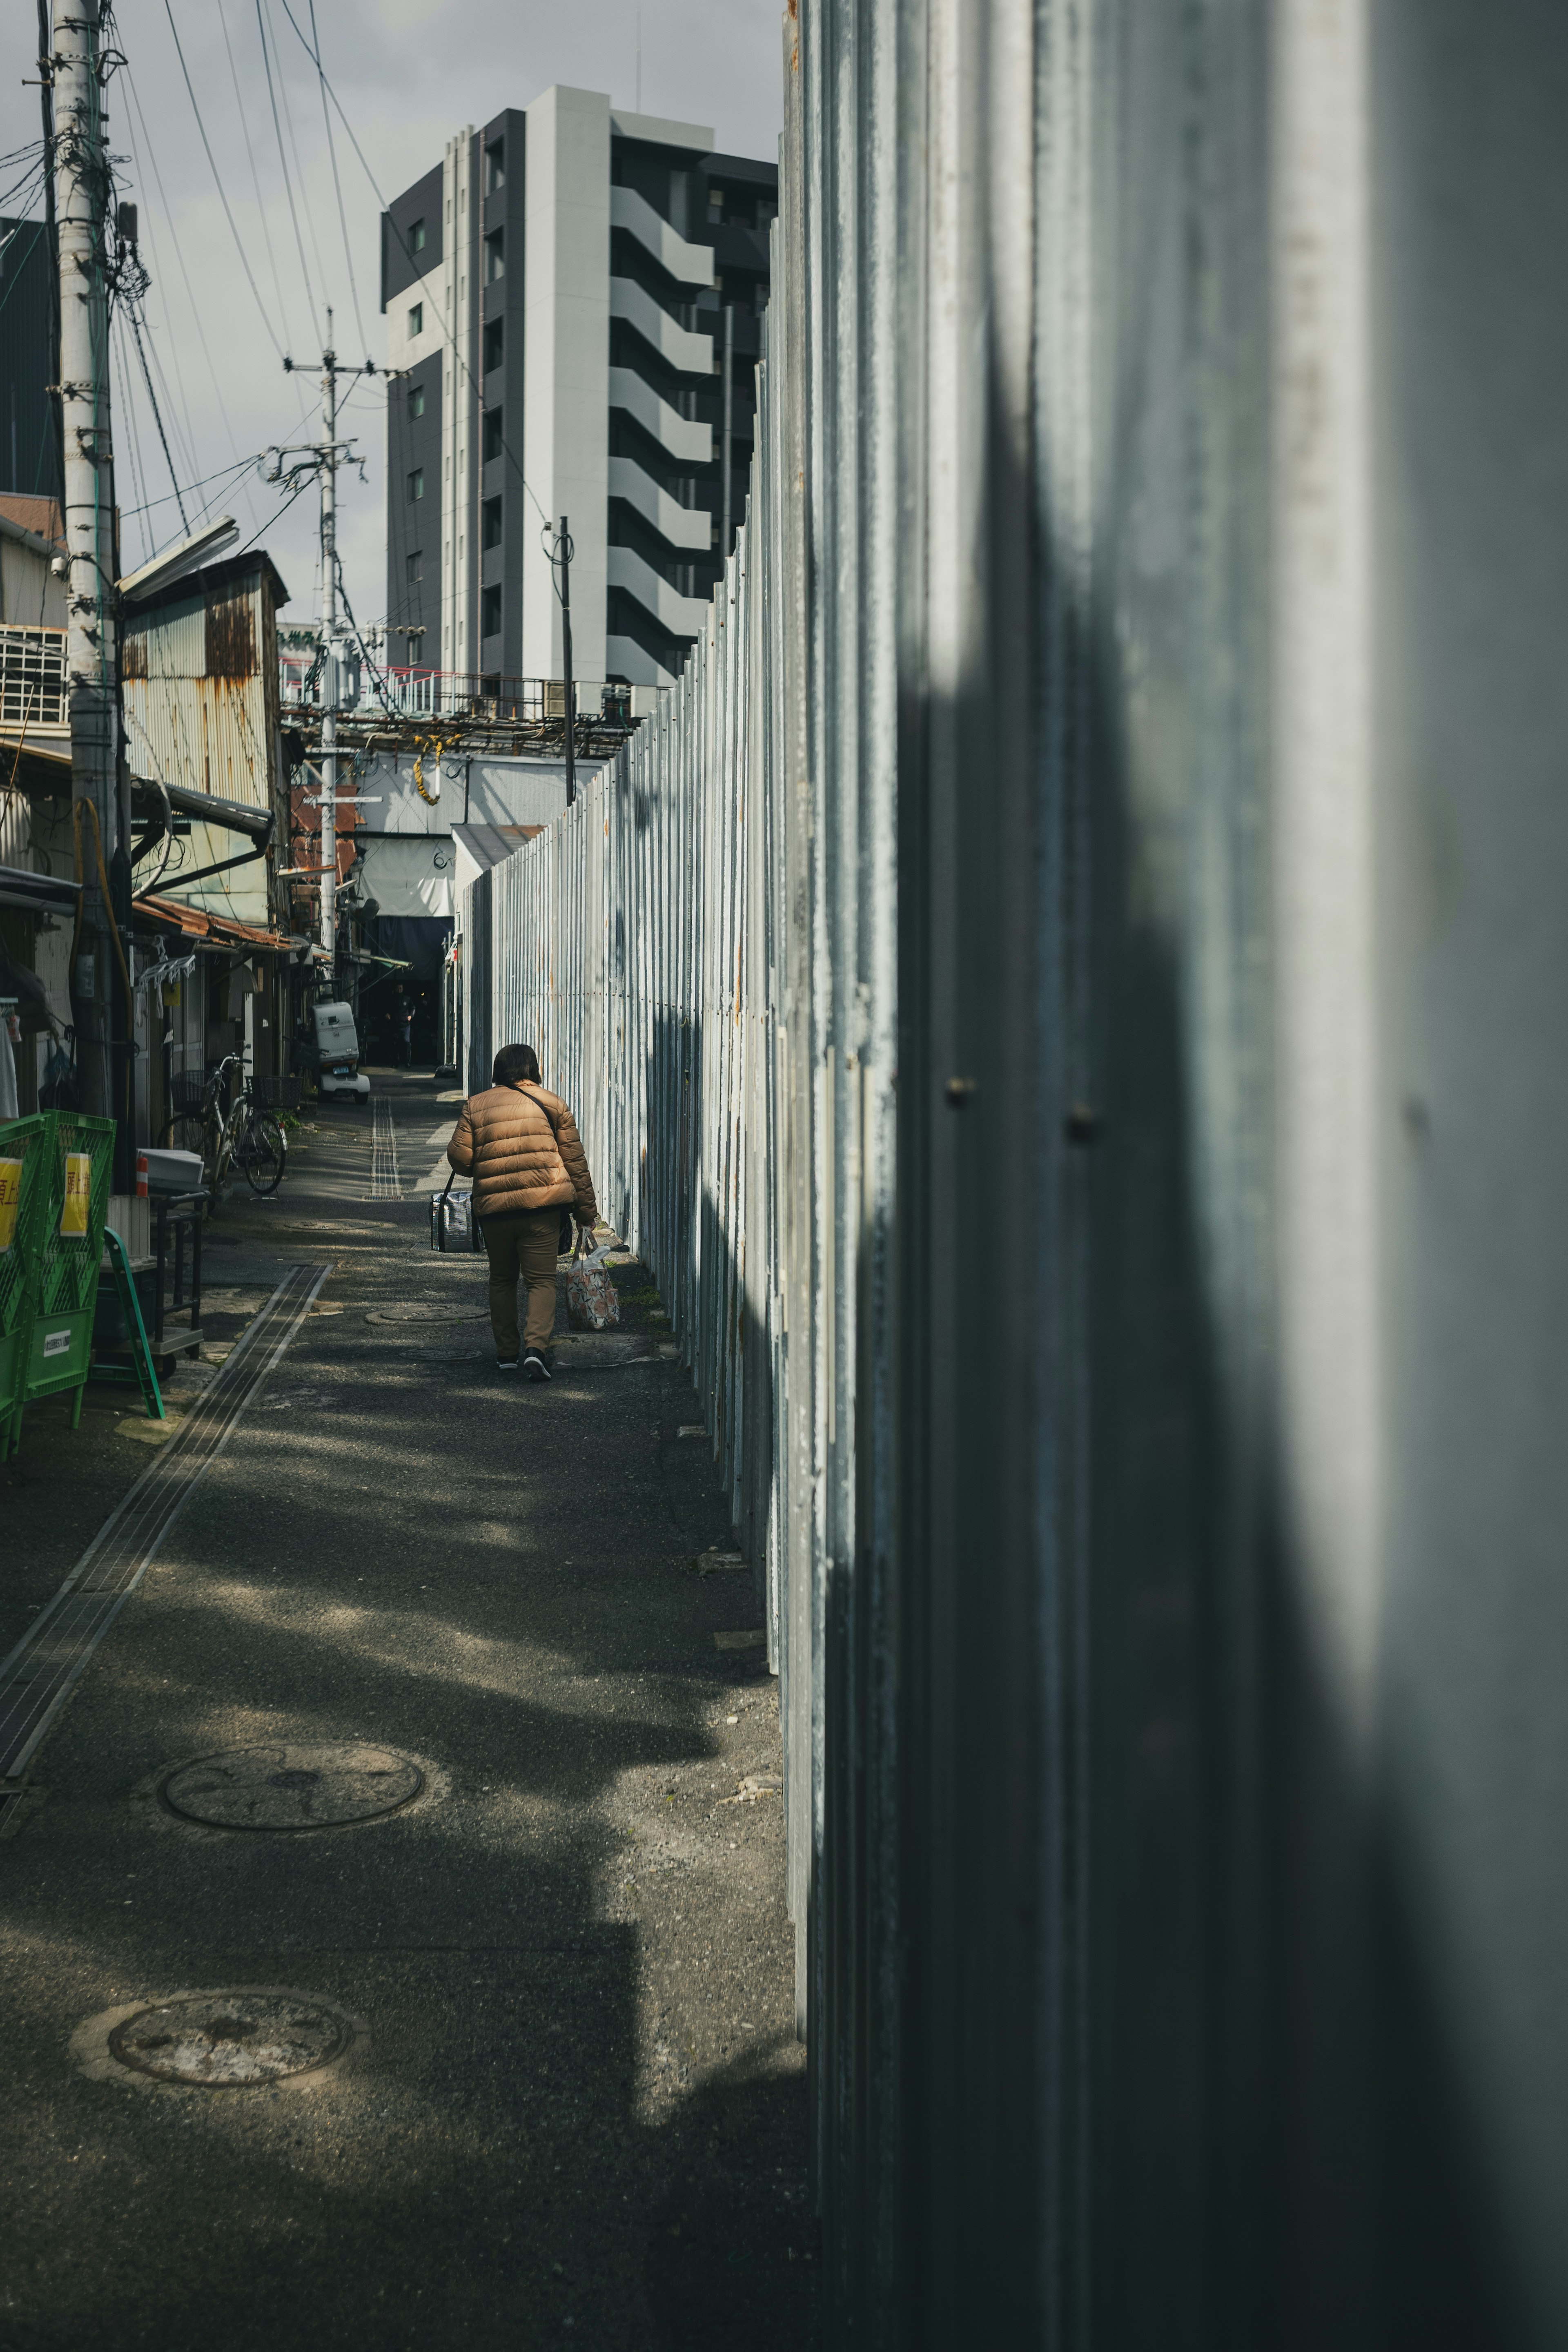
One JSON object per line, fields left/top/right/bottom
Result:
{"left": 0, "top": 1069, "right": 815, "bottom": 2350}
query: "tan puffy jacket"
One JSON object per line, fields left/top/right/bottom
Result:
{"left": 446, "top": 1082, "right": 598, "bottom": 1224}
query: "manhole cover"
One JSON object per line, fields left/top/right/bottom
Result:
{"left": 365, "top": 1302, "right": 487, "bottom": 1324}
{"left": 162, "top": 1742, "right": 423, "bottom": 1830}
{"left": 108, "top": 1991, "right": 354, "bottom": 2086}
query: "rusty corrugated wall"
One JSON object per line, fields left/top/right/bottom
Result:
{"left": 122, "top": 557, "right": 285, "bottom": 932}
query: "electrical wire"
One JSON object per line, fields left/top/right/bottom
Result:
{"left": 160, "top": 0, "right": 285, "bottom": 359}
{"left": 218, "top": 0, "right": 295, "bottom": 353}
{"left": 274, "top": 0, "right": 551, "bottom": 529}
{"left": 261, "top": 0, "right": 331, "bottom": 335}
{"left": 305, "top": 0, "right": 368, "bottom": 359}
{"left": 124, "top": 301, "right": 191, "bottom": 534}
{"left": 254, "top": 0, "right": 320, "bottom": 347}
{"left": 112, "top": 312, "right": 154, "bottom": 566}
{"left": 121, "top": 450, "right": 266, "bottom": 524}
{"left": 123, "top": 64, "right": 266, "bottom": 534}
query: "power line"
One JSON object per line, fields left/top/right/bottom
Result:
{"left": 218, "top": 0, "right": 294, "bottom": 353}
{"left": 113, "top": 312, "right": 154, "bottom": 568}
{"left": 160, "top": 0, "right": 285, "bottom": 359}
{"left": 122, "top": 64, "right": 267, "bottom": 535}
{"left": 306, "top": 0, "right": 368, "bottom": 358}
{"left": 255, "top": 0, "right": 321, "bottom": 346}
{"left": 273, "top": 0, "right": 550, "bottom": 529}
{"left": 121, "top": 450, "right": 267, "bottom": 523}
{"left": 262, "top": 0, "right": 332, "bottom": 332}
{"left": 124, "top": 300, "right": 191, "bottom": 534}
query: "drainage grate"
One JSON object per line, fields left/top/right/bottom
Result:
{"left": 162, "top": 1741, "right": 423, "bottom": 1830}
{"left": 0, "top": 1263, "right": 330, "bottom": 1782}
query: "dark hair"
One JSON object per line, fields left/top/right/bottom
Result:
{"left": 493, "top": 1042, "right": 541, "bottom": 1087}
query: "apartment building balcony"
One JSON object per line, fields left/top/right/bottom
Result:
{"left": 609, "top": 185, "right": 715, "bottom": 288}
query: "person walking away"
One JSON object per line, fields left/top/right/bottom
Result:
{"left": 399, "top": 996, "right": 415, "bottom": 1068}
{"left": 445, "top": 1042, "right": 598, "bottom": 1379}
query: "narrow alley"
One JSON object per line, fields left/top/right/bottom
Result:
{"left": 0, "top": 1075, "right": 815, "bottom": 2349}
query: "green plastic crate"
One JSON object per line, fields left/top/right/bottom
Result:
{"left": 20, "top": 1110, "right": 116, "bottom": 1435}
{"left": 0, "top": 1113, "right": 50, "bottom": 1455}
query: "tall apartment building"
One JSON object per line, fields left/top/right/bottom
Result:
{"left": 380, "top": 89, "right": 776, "bottom": 691}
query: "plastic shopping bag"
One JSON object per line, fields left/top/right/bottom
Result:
{"left": 566, "top": 1228, "right": 621, "bottom": 1331}
{"left": 430, "top": 1179, "right": 478, "bottom": 1252}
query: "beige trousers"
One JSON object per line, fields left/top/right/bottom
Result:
{"left": 482, "top": 1207, "right": 560, "bottom": 1356}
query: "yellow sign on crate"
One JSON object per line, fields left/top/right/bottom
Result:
{"left": 60, "top": 1151, "right": 92, "bottom": 1238}
{"left": 0, "top": 1158, "right": 20, "bottom": 1253}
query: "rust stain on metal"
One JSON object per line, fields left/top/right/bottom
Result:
{"left": 205, "top": 589, "right": 257, "bottom": 679}
{"left": 121, "top": 631, "right": 147, "bottom": 680}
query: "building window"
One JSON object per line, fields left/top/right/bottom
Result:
{"left": 708, "top": 186, "right": 724, "bottom": 218}
{"left": 408, "top": 301, "right": 423, "bottom": 337}
{"left": 408, "top": 216, "right": 426, "bottom": 253}
{"left": 406, "top": 550, "right": 423, "bottom": 585}
{"left": 482, "top": 496, "right": 502, "bottom": 551}
{"left": 482, "top": 317, "right": 503, "bottom": 374}
{"left": 482, "top": 408, "right": 503, "bottom": 463}
{"left": 482, "top": 584, "right": 501, "bottom": 640}
{"left": 408, "top": 468, "right": 424, "bottom": 502}
{"left": 408, "top": 382, "right": 425, "bottom": 418}
{"left": 484, "top": 229, "right": 504, "bottom": 283}
{"left": 486, "top": 139, "right": 505, "bottom": 194}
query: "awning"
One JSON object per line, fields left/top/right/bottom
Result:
{"left": 132, "top": 891, "right": 293, "bottom": 953}
{"left": 0, "top": 861, "right": 81, "bottom": 919}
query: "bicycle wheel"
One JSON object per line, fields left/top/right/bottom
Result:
{"left": 235, "top": 1106, "right": 286, "bottom": 1196}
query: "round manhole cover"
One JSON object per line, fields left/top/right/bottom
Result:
{"left": 108, "top": 1991, "right": 354, "bottom": 2087}
{"left": 162, "top": 1742, "right": 423, "bottom": 1830}
{"left": 365, "top": 1303, "right": 487, "bottom": 1324}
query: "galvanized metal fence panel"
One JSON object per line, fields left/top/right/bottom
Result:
{"left": 452, "top": 4, "right": 1568, "bottom": 2345}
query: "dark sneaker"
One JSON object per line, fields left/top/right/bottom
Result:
{"left": 497, "top": 1356, "right": 519, "bottom": 1373}
{"left": 523, "top": 1348, "right": 552, "bottom": 1382}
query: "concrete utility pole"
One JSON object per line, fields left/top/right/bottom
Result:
{"left": 271, "top": 310, "right": 372, "bottom": 983}
{"left": 52, "top": 0, "right": 120, "bottom": 1121}
{"left": 318, "top": 312, "right": 339, "bottom": 970}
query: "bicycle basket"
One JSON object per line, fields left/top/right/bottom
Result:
{"left": 256, "top": 1076, "right": 301, "bottom": 1110}
{"left": 170, "top": 1074, "right": 209, "bottom": 1116}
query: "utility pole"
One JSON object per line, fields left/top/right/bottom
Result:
{"left": 270, "top": 310, "right": 374, "bottom": 985}
{"left": 557, "top": 515, "right": 576, "bottom": 807}
{"left": 318, "top": 311, "right": 339, "bottom": 970}
{"left": 52, "top": 0, "right": 120, "bottom": 1124}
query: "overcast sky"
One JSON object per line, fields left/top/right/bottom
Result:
{"left": 1, "top": 1, "right": 784, "bottom": 650}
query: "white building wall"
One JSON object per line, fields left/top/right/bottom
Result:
{"left": 521, "top": 87, "right": 611, "bottom": 680}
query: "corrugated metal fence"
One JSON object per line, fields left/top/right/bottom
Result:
{"left": 458, "top": 3, "right": 1568, "bottom": 2344}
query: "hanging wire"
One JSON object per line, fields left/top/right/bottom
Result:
{"left": 217, "top": 0, "right": 295, "bottom": 353}
{"left": 160, "top": 0, "right": 285, "bottom": 358}
{"left": 274, "top": 0, "right": 552, "bottom": 528}
{"left": 305, "top": 0, "right": 368, "bottom": 359}
{"left": 254, "top": 0, "right": 320, "bottom": 348}
{"left": 122, "top": 64, "right": 267, "bottom": 533}
{"left": 261, "top": 0, "right": 332, "bottom": 336}
{"left": 123, "top": 300, "right": 191, "bottom": 534}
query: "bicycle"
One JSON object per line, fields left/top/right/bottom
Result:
{"left": 170, "top": 1052, "right": 288, "bottom": 1201}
